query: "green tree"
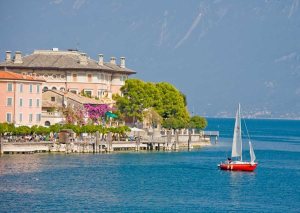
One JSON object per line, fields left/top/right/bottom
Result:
{"left": 155, "top": 82, "right": 190, "bottom": 124}
{"left": 114, "top": 79, "right": 160, "bottom": 123}
{"left": 14, "top": 126, "right": 31, "bottom": 135}
{"left": 0, "top": 123, "right": 15, "bottom": 135}
{"left": 50, "top": 124, "right": 62, "bottom": 133}
{"left": 162, "top": 117, "right": 187, "bottom": 130}
{"left": 189, "top": 116, "right": 207, "bottom": 130}
{"left": 80, "top": 124, "right": 98, "bottom": 134}
{"left": 114, "top": 79, "right": 190, "bottom": 129}
{"left": 62, "top": 124, "right": 81, "bottom": 134}
{"left": 36, "top": 126, "right": 50, "bottom": 135}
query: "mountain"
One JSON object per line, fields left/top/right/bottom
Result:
{"left": 0, "top": 0, "right": 299, "bottom": 118}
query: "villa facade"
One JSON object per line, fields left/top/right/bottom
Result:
{"left": 0, "top": 49, "right": 136, "bottom": 99}
{"left": 0, "top": 71, "right": 45, "bottom": 126}
{"left": 42, "top": 90, "right": 114, "bottom": 126}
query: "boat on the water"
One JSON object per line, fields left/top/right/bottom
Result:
{"left": 218, "top": 104, "right": 257, "bottom": 172}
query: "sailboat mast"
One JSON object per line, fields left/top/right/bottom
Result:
{"left": 239, "top": 104, "right": 243, "bottom": 161}
{"left": 231, "top": 103, "right": 243, "bottom": 161}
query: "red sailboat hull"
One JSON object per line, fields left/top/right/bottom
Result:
{"left": 218, "top": 162, "right": 257, "bottom": 171}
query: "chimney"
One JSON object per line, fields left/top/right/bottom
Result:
{"left": 110, "top": 57, "right": 116, "bottom": 65}
{"left": 79, "top": 53, "right": 88, "bottom": 65}
{"left": 14, "top": 51, "right": 23, "bottom": 64}
{"left": 5, "top": 51, "right": 12, "bottom": 62}
{"left": 120, "top": 57, "right": 126, "bottom": 68}
{"left": 98, "top": 54, "right": 104, "bottom": 66}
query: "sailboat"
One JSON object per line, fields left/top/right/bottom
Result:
{"left": 218, "top": 104, "right": 258, "bottom": 171}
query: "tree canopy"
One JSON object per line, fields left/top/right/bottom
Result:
{"left": 115, "top": 79, "right": 160, "bottom": 123}
{"left": 189, "top": 116, "right": 208, "bottom": 130}
{"left": 114, "top": 79, "right": 205, "bottom": 129}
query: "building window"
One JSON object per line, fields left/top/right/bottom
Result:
{"left": 6, "top": 113, "right": 12, "bottom": 123}
{"left": 7, "top": 83, "right": 13, "bottom": 92}
{"left": 29, "top": 114, "right": 33, "bottom": 122}
{"left": 45, "top": 121, "right": 51, "bottom": 126}
{"left": 29, "top": 99, "right": 33, "bottom": 107}
{"left": 98, "top": 90, "right": 104, "bottom": 98}
{"left": 37, "top": 99, "right": 40, "bottom": 107}
{"left": 60, "top": 87, "right": 65, "bottom": 91}
{"left": 19, "top": 84, "right": 23, "bottom": 93}
{"left": 19, "top": 113, "right": 23, "bottom": 122}
{"left": 7, "top": 97, "right": 13, "bottom": 106}
{"left": 36, "top": 114, "right": 41, "bottom": 122}
{"left": 19, "top": 98, "right": 23, "bottom": 107}
{"left": 29, "top": 84, "right": 33, "bottom": 93}
{"left": 37, "top": 85, "right": 40, "bottom": 93}
{"left": 43, "top": 86, "right": 48, "bottom": 92}
{"left": 70, "top": 90, "right": 77, "bottom": 94}
{"left": 84, "top": 90, "right": 92, "bottom": 97}
{"left": 52, "top": 87, "right": 57, "bottom": 90}
{"left": 51, "top": 97, "right": 55, "bottom": 102}
{"left": 100, "top": 73, "right": 104, "bottom": 82}
{"left": 120, "top": 75, "right": 127, "bottom": 82}
{"left": 72, "top": 74, "right": 77, "bottom": 82}
{"left": 106, "top": 75, "right": 111, "bottom": 82}
{"left": 87, "top": 74, "right": 92, "bottom": 82}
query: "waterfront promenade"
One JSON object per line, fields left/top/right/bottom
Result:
{"left": 0, "top": 131, "right": 219, "bottom": 154}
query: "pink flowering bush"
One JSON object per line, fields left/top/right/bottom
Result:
{"left": 84, "top": 104, "right": 111, "bottom": 123}
{"left": 63, "top": 105, "right": 86, "bottom": 125}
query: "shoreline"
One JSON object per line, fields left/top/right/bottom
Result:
{"left": 0, "top": 140, "right": 213, "bottom": 155}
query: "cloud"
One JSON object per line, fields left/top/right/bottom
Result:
{"left": 73, "top": 0, "right": 87, "bottom": 10}
{"left": 275, "top": 52, "right": 297, "bottom": 63}
{"left": 158, "top": 10, "right": 168, "bottom": 47}
{"left": 51, "top": 0, "right": 63, "bottom": 5}
{"left": 264, "top": 81, "right": 276, "bottom": 89}
{"left": 288, "top": 0, "right": 299, "bottom": 18}
{"left": 174, "top": 11, "right": 203, "bottom": 49}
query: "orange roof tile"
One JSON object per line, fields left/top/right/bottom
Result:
{"left": 0, "top": 70, "right": 45, "bottom": 82}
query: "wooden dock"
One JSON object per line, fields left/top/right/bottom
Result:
{"left": 0, "top": 131, "right": 219, "bottom": 154}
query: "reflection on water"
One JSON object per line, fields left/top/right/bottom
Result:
{"left": 0, "top": 155, "right": 43, "bottom": 176}
{"left": 228, "top": 171, "right": 257, "bottom": 211}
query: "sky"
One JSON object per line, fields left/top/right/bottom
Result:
{"left": 0, "top": 0, "right": 299, "bottom": 118}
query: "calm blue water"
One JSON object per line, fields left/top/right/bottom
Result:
{"left": 0, "top": 119, "right": 299, "bottom": 212}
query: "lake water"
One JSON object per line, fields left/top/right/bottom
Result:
{"left": 0, "top": 119, "right": 299, "bottom": 212}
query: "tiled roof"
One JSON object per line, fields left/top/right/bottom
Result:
{"left": 0, "top": 50, "right": 136, "bottom": 74}
{"left": 43, "top": 90, "right": 115, "bottom": 106}
{"left": 42, "top": 100, "right": 60, "bottom": 108}
{"left": 0, "top": 70, "right": 45, "bottom": 82}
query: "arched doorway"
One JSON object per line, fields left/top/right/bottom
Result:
{"left": 45, "top": 121, "right": 51, "bottom": 126}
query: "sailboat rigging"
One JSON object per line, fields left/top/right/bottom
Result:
{"left": 218, "top": 104, "right": 258, "bottom": 171}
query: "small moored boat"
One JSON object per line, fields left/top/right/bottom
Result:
{"left": 218, "top": 104, "right": 257, "bottom": 172}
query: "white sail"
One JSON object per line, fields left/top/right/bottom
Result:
{"left": 249, "top": 141, "right": 256, "bottom": 163}
{"left": 231, "top": 104, "right": 243, "bottom": 160}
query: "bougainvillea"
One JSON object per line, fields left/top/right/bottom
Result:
{"left": 84, "top": 104, "right": 111, "bottom": 123}
{"left": 63, "top": 105, "right": 86, "bottom": 125}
